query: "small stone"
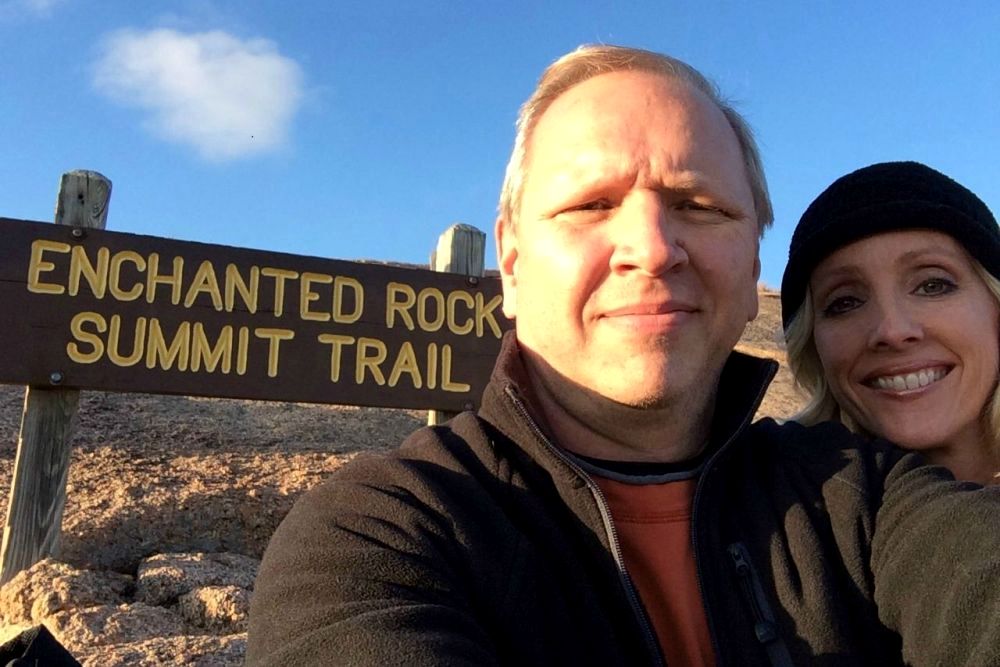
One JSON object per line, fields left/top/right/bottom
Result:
{"left": 178, "top": 585, "right": 251, "bottom": 633}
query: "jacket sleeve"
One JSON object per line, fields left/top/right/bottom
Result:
{"left": 871, "top": 452, "right": 1000, "bottom": 665}
{"left": 245, "top": 456, "right": 500, "bottom": 667}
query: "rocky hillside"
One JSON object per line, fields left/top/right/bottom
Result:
{"left": 0, "top": 286, "right": 803, "bottom": 665}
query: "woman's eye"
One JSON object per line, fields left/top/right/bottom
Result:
{"left": 821, "top": 295, "right": 863, "bottom": 317}
{"left": 914, "top": 277, "right": 957, "bottom": 297}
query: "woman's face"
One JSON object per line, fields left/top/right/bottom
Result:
{"left": 810, "top": 230, "right": 1000, "bottom": 460}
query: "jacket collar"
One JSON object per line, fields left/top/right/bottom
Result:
{"left": 479, "top": 330, "right": 778, "bottom": 462}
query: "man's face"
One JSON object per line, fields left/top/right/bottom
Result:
{"left": 497, "top": 70, "right": 760, "bottom": 408}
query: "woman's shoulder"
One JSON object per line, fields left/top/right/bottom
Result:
{"left": 750, "top": 416, "right": 894, "bottom": 455}
{"left": 744, "top": 417, "right": 909, "bottom": 490}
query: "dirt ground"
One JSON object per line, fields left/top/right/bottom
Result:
{"left": 0, "top": 392, "right": 422, "bottom": 574}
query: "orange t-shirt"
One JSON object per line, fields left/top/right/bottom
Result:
{"left": 593, "top": 476, "right": 716, "bottom": 667}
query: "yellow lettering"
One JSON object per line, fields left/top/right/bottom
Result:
{"left": 191, "top": 323, "right": 234, "bottom": 373}
{"left": 426, "top": 342, "right": 438, "bottom": 390}
{"left": 385, "top": 282, "right": 416, "bottom": 330}
{"left": 255, "top": 328, "right": 294, "bottom": 377}
{"left": 225, "top": 264, "right": 259, "bottom": 314}
{"left": 183, "top": 260, "right": 224, "bottom": 310}
{"left": 476, "top": 293, "right": 504, "bottom": 339}
{"left": 355, "top": 337, "right": 387, "bottom": 385}
{"left": 387, "top": 341, "right": 422, "bottom": 388}
{"left": 333, "top": 276, "right": 363, "bottom": 324}
{"left": 318, "top": 334, "right": 355, "bottom": 382}
{"left": 261, "top": 268, "right": 298, "bottom": 318}
{"left": 109, "top": 250, "right": 145, "bottom": 301}
{"left": 66, "top": 311, "right": 106, "bottom": 363}
{"left": 440, "top": 344, "right": 471, "bottom": 393}
{"left": 236, "top": 326, "right": 249, "bottom": 375}
{"left": 417, "top": 288, "right": 445, "bottom": 332}
{"left": 68, "top": 246, "right": 109, "bottom": 298}
{"left": 27, "top": 239, "right": 69, "bottom": 294}
{"left": 107, "top": 315, "right": 146, "bottom": 367}
{"left": 145, "top": 319, "right": 191, "bottom": 371}
{"left": 300, "top": 272, "right": 332, "bottom": 322}
{"left": 447, "top": 290, "right": 475, "bottom": 336}
{"left": 145, "top": 253, "right": 184, "bottom": 305}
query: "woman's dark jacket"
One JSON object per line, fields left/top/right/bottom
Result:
{"left": 247, "top": 334, "right": 1000, "bottom": 666}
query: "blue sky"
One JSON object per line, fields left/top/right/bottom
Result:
{"left": 2, "top": 1, "right": 997, "bottom": 289}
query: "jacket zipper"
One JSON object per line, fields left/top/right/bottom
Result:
{"left": 504, "top": 386, "right": 666, "bottom": 667}
{"left": 690, "top": 360, "right": 778, "bottom": 664}
{"left": 727, "top": 542, "right": 795, "bottom": 667}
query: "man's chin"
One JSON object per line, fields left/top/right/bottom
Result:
{"left": 595, "top": 380, "right": 680, "bottom": 410}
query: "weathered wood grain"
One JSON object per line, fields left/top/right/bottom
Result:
{"left": 0, "top": 389, "right": 80, "bottom": 584}
{"left": 0, "top": 170, "right": 111, "bottom": 584}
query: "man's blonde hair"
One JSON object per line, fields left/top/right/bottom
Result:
{"left": 497, "top": 44, "right": 773, "bottom": 234}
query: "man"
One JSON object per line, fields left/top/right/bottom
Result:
{"left": 248, "top": 45, "right": 1000, "bottom": 666}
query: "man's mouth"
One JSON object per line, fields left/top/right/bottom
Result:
{"left": 601, "top": 301, "right": 697, "bottom": 318}
{"left": 866, "top": 366, "right": 950, "bottom": 392}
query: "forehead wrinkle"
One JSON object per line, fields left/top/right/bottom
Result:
{"left": 530, "top": 147, "right": 643, "bottom": 201}
{"left": 553, "top": 131, "right": 718, "bottom": 195}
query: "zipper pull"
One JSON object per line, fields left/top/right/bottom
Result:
{"left": 728, "top": 544, "right": 777, "bottom": 642}
{"left": 727, "top": 543, "right": 795, "bottom": 666}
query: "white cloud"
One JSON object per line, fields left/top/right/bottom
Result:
{"left": 93, "top": 28, "right": 304, "bottom": 161}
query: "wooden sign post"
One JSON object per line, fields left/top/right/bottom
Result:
{"left": 0, "top": 171, "right": 112, "bottom": 585}
{"left": 428, "top": 224, "right": 486, "bottom": 426}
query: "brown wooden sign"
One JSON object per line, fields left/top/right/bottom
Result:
{"left": 0, "top": 217, "right": 511, "bottom": 411}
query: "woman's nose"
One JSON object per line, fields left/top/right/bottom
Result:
{"left": 867, "top": 299, "right": 923, "bottom": 350}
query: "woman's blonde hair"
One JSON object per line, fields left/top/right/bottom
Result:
{"left": 785, "top": 259, "right": 1000, "bottom": 463}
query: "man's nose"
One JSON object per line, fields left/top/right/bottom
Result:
{"left": 867, "top": 298, "right": 923, "bottom": 350}
{"left": 608, "top": 192, "right": 687, "bottom": 275}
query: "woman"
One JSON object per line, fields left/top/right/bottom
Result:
{"left": 781, "top": 161, "right": 1000, "bottom": 485}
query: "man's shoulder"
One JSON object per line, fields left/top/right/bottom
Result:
{"left": 390, "top": 411, "right": 503, "bottom": 473}
{"left": 303, "top": 412, "right": 505, "bottom": 508}
{"left": 269, "top": 412, "right": 510, "bottom": 552}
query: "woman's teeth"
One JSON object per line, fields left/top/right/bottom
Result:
{"left": 872, "top": 368, "right": 947, "bottom": 391}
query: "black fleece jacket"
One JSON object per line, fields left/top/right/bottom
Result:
{"left": 247, "top": 334, "right": 1000, "bottom": 666}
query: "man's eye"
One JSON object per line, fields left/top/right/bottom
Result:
{"left": 676, "top": 201, "right": 730, "bottom": 218}
{"left": 821, "top": 295, "right": 863, "bottom": 317}
{"left": 571, "top": 199, "right": 614, "bottom": 212}
{"left": 914, "top": 277, "right": 957, "bottom": 297}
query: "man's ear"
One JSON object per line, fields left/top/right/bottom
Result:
{"left": 495, "top": 216, "right": 517, "bottom": 319}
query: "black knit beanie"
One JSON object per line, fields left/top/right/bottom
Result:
{"left": 780, "top": 161, "right": 1000, "bottom": 330}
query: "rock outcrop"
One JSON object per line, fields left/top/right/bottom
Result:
{"left": 0, "top": 554, "right": 255, "bottom": 665}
